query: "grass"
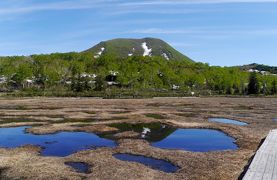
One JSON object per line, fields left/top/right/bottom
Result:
{"left": 146, "top": 103, "right": 165, "bottom": 107}
{"left": 0, "top": 105, "right": 27, "bottom": 110}
{"left": 144, "top": 113, "right": 166, "bottom": 119}
{"left": 5, "top": 87, "right": 276, "bottom": 99}
{"left": 234, "top": 105, "right": 254, "bottom": 110}
{"left": 0, "top": 97, "right": 276, "bottom": 179}
{"left": 54, "top": 118, "right": 98, "bottom": 124}
{"left": 102, "top": 117, "right": 129, "bottom": 120}
{"left": 3, "top": 88, "right": 198, "bottom": 98}
{"left": 0, "top": 168, "right": 7, "bottom": 179}
{"left": 174, "top": 113, "right": 198, "bottom": 117}
{"left": 83, "top": 111, "right": 96, "bottom": 115}
{"left": 86, "top": 38, "right": 193, "bottom": 62}
{"left": 0, "top": 118, "right": 45, "bottom": 124}
{"left": 108, "top": 111, "right": 132, "bottom": 114}
{"left": 54, "top": 116, "right": 129, "bottom": 124}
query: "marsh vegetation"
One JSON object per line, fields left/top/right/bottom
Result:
{"left": 0, "top": 97, "right": 276, "bottom": 179}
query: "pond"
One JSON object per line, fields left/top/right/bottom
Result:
{"left": 151, "top": 128, "right": 238, "bottom": 152}
{"left": 0, "top": 123, "right": 238, "bottom": 155}
{"left": 107, "top": 123, "right": 238, "bottom": 152}
{"left": 208, "top": 118, "right": 248, "bottom": 126}
{"left": 65, "top": 162, "right": 91, "bottom": 174}
{"left": 0, "top": 126, "right": 116, "bottom": 157}
{"left": 113, "top": 153, "right": 179, "bottom": 173}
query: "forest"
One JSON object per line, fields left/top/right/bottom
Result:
{"left": 0, "top": 52, "right": 276, "bottom": 97}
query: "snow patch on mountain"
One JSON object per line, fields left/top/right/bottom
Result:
{"left": 94, "top": 47, "right": 105, "bottom": 58}
{"left": 162, "top": 53, "right": 169, "bottom": 60}
{"left": 141, "top": 42, "right": 152, "bottom": 57}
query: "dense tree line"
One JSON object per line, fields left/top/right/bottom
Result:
{"left": 0, "top": 52, "right": 276, "bottom": 96}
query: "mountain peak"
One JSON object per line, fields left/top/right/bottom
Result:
{"left": 84, "top": 38, "right": 193, "bottom": 62}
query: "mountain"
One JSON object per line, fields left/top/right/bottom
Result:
{"left": 84, "top": 37, "right": 193, "bottom": 62}
{"left": 237, "top": 63, "right": 277, "bottom": 74}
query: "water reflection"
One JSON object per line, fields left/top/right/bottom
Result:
{"left": 0, "top": 126, "right": 116, "bottom": 157}
{"left": 108, "top": 123, "right": 238, "bottom": 152}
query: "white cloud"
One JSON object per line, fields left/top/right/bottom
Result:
{"left": 127, "top": 27, "right": 277, "bottom": 39}
{"left": 0, "top": 0, "right": 118, "bottom": 15}
{"left": 1, "top": 0, "right": 276, "bottom": 17}
{"left": 121, "top": 0, "right": 277, "bottom": 6}
{"left": 107, "top": 7, "right": 210, "bottom": 15}
{"left": 129, "top": 28, "right": 197, "bottom": 34}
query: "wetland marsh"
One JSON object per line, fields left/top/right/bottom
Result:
{"left": 0, "top": 97, "right": 276, "bottom": 180}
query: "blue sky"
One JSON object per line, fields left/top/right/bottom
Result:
{"left": 0, "top": 0, "right": 277, "bottom": 66}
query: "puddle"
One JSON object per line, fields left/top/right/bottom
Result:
{"left": 273, "top": 118, "right": 277, "bottom": 122}
{"left": 65, "top": 162, "right": 91, "bottom": 174}
{"left": 108, "top": 123, "right": 238, "bottom": 152}
{"left": 152, "top": 129, "right": 238, "bottom": 152}
{"left": 209, "top": 118, "right": 248, "bottom": 126}
{"left": 113, "top": 153, "right": 179, "bottom": 173}
{"left": 0, "top": 126, "right": 116, "bottom": 157}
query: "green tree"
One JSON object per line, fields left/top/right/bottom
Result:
{"left": 12, "top": 63, "right": 33, "bottom": 86}
{"left": 70, "top": 61, "right": 85, "bottom": 92}
{"left": 94, "top": 75, "right": 106, "bottom": 91}
{"left": 248, "top": 72, "right": 260, "bottom": 94}
{"left": 271, "top": 80, "right": 277, "bottom": 95}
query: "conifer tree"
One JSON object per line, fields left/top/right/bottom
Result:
{"left": 271, "top": 80, "right": 277, "bottom": 95}
{"left": 248, "top": 72, "right": 260, "bottom": 94}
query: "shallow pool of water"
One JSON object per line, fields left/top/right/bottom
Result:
{"left": 273, "top": 118, "right": 277, "bottom": 122}
{"left": 0, "top": 126, "right": 116, "bottom": 157}
{"left": 108, "top": 123, "right": 238, "bottom": 152}
{"left": 209, "top": 118, "right": 248, "bottom": 126}
{"left": 113, "top": 153, "right": 179, "bottom": 173}
{"left": 151, "top": 129, "right": 238, "bottom": 152}
{"left": 65, "top": 162, "right": 91, "bottom": 174}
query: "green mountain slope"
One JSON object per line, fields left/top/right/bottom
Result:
{"left": 1, "top": 39, "right": 277, "bottom": 96}
{"left": 84, "top": 38, "right": 193, "bottom": 62}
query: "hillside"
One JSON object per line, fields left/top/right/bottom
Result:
{"left": 84, "top": 38, "right": 193, "bottom": 62}
{"left": 238, "top": 63, "right": 277, "bottom": 74}
{"left": 0, "top": 38, "right": 276, "bottom": 96}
